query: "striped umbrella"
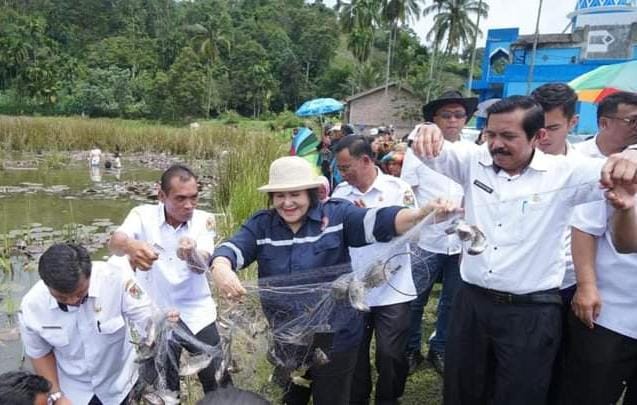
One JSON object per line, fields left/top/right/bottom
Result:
{"left": 569, "top": 60, "right": 637, "bottom": 103}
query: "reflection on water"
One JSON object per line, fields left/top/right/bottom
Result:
{"left": 90, "top": 165, "right": 102, "bottom": 182}
{"left": 0, "top": 157, "right": 163, "bottom": 373}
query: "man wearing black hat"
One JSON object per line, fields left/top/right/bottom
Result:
{"left": 401, "top": 90, "right": 476, "bottom": 375}
{"left": 423, "top": 90, "right": 478, "bottom": 143}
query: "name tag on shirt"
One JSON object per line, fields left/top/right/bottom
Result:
{"left": 473, "top": 179, "right": 494, "bottom": 194}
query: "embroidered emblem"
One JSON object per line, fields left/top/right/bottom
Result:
{"left": 531, "top": 194, "right": 540, "bottom": 203}
{"left": 402, "top": 190, "right": 415, "bottom": 208}
{"left": 125, "top": 279, "right": 144, "bottom": 300}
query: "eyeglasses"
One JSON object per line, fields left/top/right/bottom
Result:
{"left": 436, "top": 111, "right": 467, "bottom": 120}
{"left": 605, "top": 115, "right": 637, "bottom": 129}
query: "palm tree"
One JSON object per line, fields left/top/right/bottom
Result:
{"left": 381, "top": 0, "right": 423, "bottom": 90}
{"left": 339, "top": 0, "right": 381, "bottom": 63}
{"left": 423, "top": 0, "right": 489, "bottom": 56}
{"left": 186, "top": 23, "right": 231, "bottom": 117}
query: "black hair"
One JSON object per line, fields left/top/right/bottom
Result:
{"left": 39, "top": 243, "right": 92, "bottom": 294}
{"left": 342, "top": 124, "right": 356, "bottom": 136}
{"left": 531, "top": 82, "right": 578, "bottom": 119}
{"left": 486, "top": 96, "right": 545, "bottom": 140}
{"left": 160, "top": 164, "right": 198, "bottom": 194}
{"left": 597, "top": 91, "right": 637, "bottom": 123}
{"left": 0, "top": 371, "right": 51, "bottom": 405}
{"left": 333, "top": 135, "right": 373, "bottom": 159}
{"left": 267, "top": 188, "right": 320, "bottom": 209}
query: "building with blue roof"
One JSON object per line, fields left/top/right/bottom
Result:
{"left": 471, "top": 0, "right": 637, "bottom": 134}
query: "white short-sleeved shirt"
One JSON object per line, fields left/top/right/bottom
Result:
{"left": 401, "top": 147, "right": 464, "bottom": 254}
{"left": 571, "top": 201, "right": 637, "bottom": 338}
{"left": 89, "top": 149, "right": 101, "bottom": 166}
{"left": 19, "top": 258, "right": 154, "bottom": 405}
{"left": 116, "top": 204, "right": 216, "bottom": 334}
{"left": 332, "top": 170, "right": 417, "bottom": 306}
{"left": 559, "top": 138, "right": 605, "bottom": 289}
{"left": 419, "top": 141, "right": 606, "bottom": 294}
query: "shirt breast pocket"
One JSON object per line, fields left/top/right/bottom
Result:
{"left": 513, "top": 199, "right": 551, "bottom": 243}
{"left": 98, "top": 316, "right": 126, "bottom": 343}
{"left": 41, "top": 329, "right": 70, "bottom": 348}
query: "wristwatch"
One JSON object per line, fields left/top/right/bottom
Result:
{"left": 47, "top": 391, "right": 63, "bottom": 405}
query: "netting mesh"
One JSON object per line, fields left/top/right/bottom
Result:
{"left": 128, "top": 210, "right": 481, "bottom": 402}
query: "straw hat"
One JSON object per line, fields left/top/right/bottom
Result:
{"left": 258, "top": 156, "right": 324, "bottom": 193}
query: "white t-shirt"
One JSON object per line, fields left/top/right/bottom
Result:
{"left": 560, "top": 138, "right": 605, "bottom": 289}
{"left": 571, "top": 201, "right": 637, "bottom": 339}
{"left": 332, "top": 170, "right": 417, "bottom": 306}
{"left": 116, "top": 204, "right": 217, "bottom": 334}
{"left": 19, "top": 259, "right": 154, "bottom": 405}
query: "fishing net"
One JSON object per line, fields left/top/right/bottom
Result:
{"left": 128, "top": 209, "right": 487, "bottom": 402}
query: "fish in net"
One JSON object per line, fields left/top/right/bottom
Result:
{"left": 131, "top": 212, "right": 487, "bottom": 402}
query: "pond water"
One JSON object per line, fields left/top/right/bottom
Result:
{"left": 0, "top": 153, "right": 208, "bottom": 373}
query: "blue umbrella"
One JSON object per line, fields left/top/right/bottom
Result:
{"left": 295, "top": 98, "right": 344, "bottom": 117}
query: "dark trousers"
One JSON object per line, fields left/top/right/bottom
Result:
{"left": 166, "top": 321, "right": 223, "bottom": 393}
{"left": 88, "top": 389, "right": 132, "bottom": 405}
{"left": 407, "top": 247, "right": 461, "bottom": 355}
{"left": 547, "top": 284, "right": 577, "bottom": 404}
{"left": 563, "top": 310, "right": 637, "bottom": 405}
{"left": 350, "top": 302, "right": 411, "bottom": 405}
{"left": 443, "top": 283, "right": 562, "bottom": 405}
{"left": 282, "top": 347, "right": 359, "bottom": 405}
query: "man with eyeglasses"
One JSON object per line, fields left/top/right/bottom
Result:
{"left": 400, "top": 90, "right": 476, "bottom": 374}
{"left": 18, "top": 244, "right": 158, "bottom": 405}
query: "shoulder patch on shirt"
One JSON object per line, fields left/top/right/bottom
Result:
{"left": 125, "top": 279, "right": 144, "bottom": 300}
{"left": 402, "top": 190, "right": 416, "bottom": 208}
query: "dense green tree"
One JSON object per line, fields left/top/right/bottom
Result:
{"left": 0, "top": 0, "right": 475, "bottom": 120}
{"left": 166, "top": 47, "right": 208, "bottom": 120}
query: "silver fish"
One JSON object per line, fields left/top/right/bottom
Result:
{"left": 348, "top": 279, "right": 369, "bottom": 312}
{"left": 445, "top": 219, "right": 488, "bottom": 255}
{"left": 313, "top": 348, "right": 330, "bottom": 366}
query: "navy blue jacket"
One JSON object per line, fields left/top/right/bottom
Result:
{"left": 213, "top": 199, "right": 403, "bottom": 353}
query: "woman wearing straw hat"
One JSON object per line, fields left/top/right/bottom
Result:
{"left": 211, "top": 156, "right": 455, "bottom": 405}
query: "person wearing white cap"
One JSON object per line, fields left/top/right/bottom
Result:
{"left": 210, "top": 156, "right": 457, "bottom": 405}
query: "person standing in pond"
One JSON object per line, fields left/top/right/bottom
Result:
{"left": 210, "top": 156, "right": 457, "bottom": 405}
{"left": 89, "top": 146, "right": 102, "bottom": 167}
{"left": 18, "top": 244, "right": 157, "bottom": 405}
{"left": 109, "top": 164, "right": 222, "bottom": 399}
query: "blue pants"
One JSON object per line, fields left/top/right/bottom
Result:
{"left": 406, "top": 246, "right": 461, "bottom": 354}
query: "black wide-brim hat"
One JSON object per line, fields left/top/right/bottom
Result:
{"left": 422, "top": 90, "right": 478, "bottom": 121}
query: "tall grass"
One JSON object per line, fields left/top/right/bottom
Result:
{"left": 0, "top": 115, "right": 282, "bottom": 160}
